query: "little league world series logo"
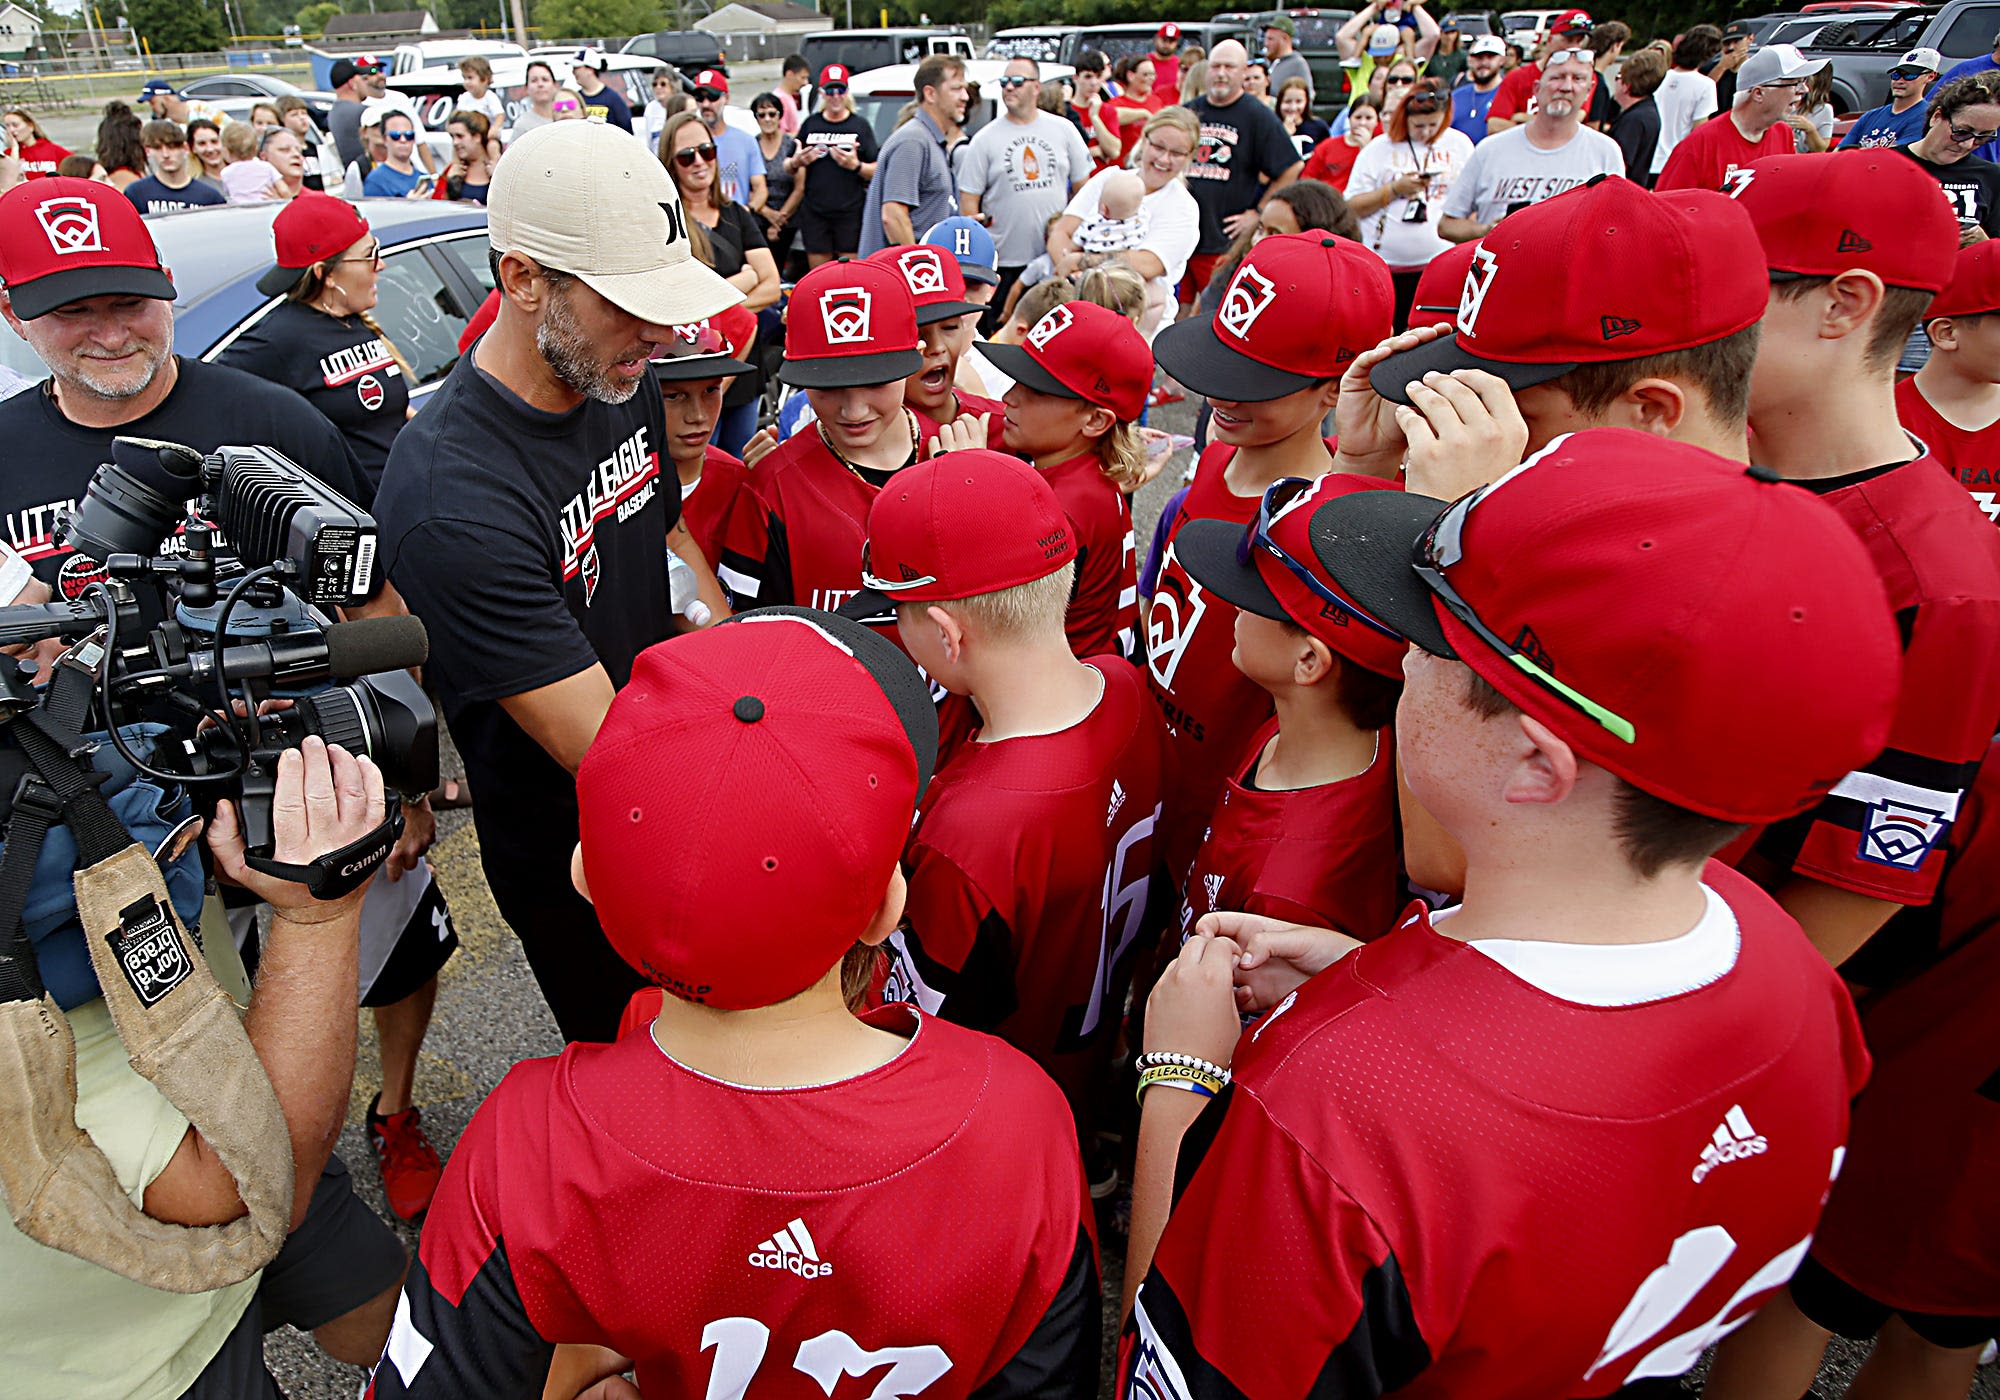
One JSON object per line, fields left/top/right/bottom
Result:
{"left": 35, "top": 196, "right": 107, "bottom": 256}
{"left": 894, "top": 247, "right": 950, "bottom": 298}
{"left": 820, "top": 287, "right": 874, "bottom": 345}
{"left": 1217, "top": 264, "right": 1277, "bottom": 341}
{"left": 1026, "top": 303, "right": 1074, "bottom": 350}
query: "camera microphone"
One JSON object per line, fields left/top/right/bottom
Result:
{"left": 175, "top": 615, "right": 429, "bottom": 687}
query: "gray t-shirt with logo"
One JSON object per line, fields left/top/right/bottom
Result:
{"left": 957, "top": 110, "right": 1097, "bottom": 266}
{"left": 1441, "top": 123, "right": 1623, "bottom": 228}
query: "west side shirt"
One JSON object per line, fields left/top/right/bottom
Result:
{"left": 1124, "top": 864, "right": 1871, "bottom": 1398}
{"left": 368, "top": 1007, "right": 1099, "bottom": 1400}
{"left": 886, "top": 661, "right": 1166, "bottom": 1145}
{"left": 16, "top": 138, "right": 70, "bottom": 178}
{"left": 1895, "top": 377, "right": 1999, "bottom": 523}
{"left": 1441, "top": 123, "right": 1623, "bottom": 228}
{"left": 1751, "top": 455, "right": 2000, "bottom": 904}
{"left": 374, "top": 352, "right": 677, "bottom": 896}
{"left": 122, "top": 174, "right": 226, "bottom": 214}
{"left": 1654, "top": 113, "right": 1795, "bottom": 192}
{"left": 215, "top": 298, "right": 409, "bottom": 498}
{"left": 1177, "top": 718, "right": 1400, "bottom": 940}
{"left": 0, "top": 358, "right": 370, "bottom": 598}
{"left": 1040, "top": 452, "right": 1137, "bottom": 660}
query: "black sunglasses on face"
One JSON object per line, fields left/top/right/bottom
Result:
{"left": 1385, "top": 74, "right": 1417, "bottom": 85}
{"left": 821, "top": 84, "right": 848, "bottom": 95}
{"left": 674, "top": 141, "right": 718, "bottom": 166}
{"left": 694, "top": 88, "right": 724, "bottom": 101}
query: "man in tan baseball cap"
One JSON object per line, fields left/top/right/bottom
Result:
{"left": 372, "top": 119, "right": 742, "bottom": 1043}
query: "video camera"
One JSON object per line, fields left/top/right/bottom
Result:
{"left": 0, "top": 436, "right": 439, "bottom": 898}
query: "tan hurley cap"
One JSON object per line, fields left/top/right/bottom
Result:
{"left": 488, "top": 122, "right": 742, "bottom": 327}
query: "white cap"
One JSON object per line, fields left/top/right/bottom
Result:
{"left": 1737, "top": 43, "right": 1829, "bottom": 92}
{"left": 1468, "top": 34, "right": 1506, "bottom": 56}
{"left": 571, "top": 46, "right": 607, "bottom": 70}
{"left": 1366, "top": 23, "right": 1401, "bottom": 56}
{"left": 1894, "top": 46, "right": 1944, "bottom": 74}
{"left": 487, "top": 122, "right": 742, "bottom": 327}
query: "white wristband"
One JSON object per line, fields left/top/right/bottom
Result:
{"left": 0, "top": 542, "right": 32, "bottom": 604}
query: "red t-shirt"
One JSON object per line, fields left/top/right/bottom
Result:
{"left": 888, "top": 660, "right": 1167, "bottom": 1143}
{"left": 1178, "top": 718, "right": 1401, "bottom": 939}
{"left": 371, "top": 1007, "right": 1098, "bottom": 1399}
{"left": 1895, "top": 376, "right": 2000, "bottom": 525}
{"left": 1153, "top": 55, "right": 1183, "bottom": 107}
{"left": 1749, "top": 455, "right": 2000, "bottom": 904}
{"left": 1104, "top": 94, "right": 1160, "bottom": 166}
{"left": 1302, "top": 134, "right": 1366, "bottom": 191}
{"left": 1125, "top": 863, "right": 1872, "bottom": 1397}
{"left": 1654, "top": 112, "right": 1795, "bottom": 192}
{"left": 679, "top": 443, "right": 747, "bottom": 571}
{"left": 1039, "top": 451, "right": 1137, "bottom": 660}
{"left": 16, "top": 138, "right": 70, "bottom": 179}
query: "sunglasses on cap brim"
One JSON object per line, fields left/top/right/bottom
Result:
{"left": 1415, "top": 486, "right": 1636, "bottom": 744}
{"left": 1241, "top": 479, "right": 1402, "bottom": 641}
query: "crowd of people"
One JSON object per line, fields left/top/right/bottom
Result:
{"left": 0, "top": 14, "right": 1997, "bottom": 1400}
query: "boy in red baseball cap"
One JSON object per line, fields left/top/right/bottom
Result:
{"left": 1727, "top": 150, "right": 2000, "bottom": 963}
{"left": 870, "top": 243, "right": 1005, "bottom": 442}
{"left": 1143, "top": 232, "right": 1395, "bottom": 886}
{"left": 372, "top": 608, "right": 1099, "bottom": 1400}
{"left": 1125, "top": 429, "right": 1899, "bottom": 1395}
{"left": 650, "top": 307, "right": 758, "bottom": 570}
{"left": 1168, "top": 472, "right": 1408, "bottom": 944}
{"left": 851, "top": 450, "right": 1167, "bottom": 1182}
{"left": 718, "top": 258, "right": 925, "bottom": 631}
{"left": 983, "top": 299, "right": 1153, "bottom": 658}
{"left": 1896, "top": 241, "right": 2000, "bottom": 516}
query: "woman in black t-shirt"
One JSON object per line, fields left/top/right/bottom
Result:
{"left": 218, "top": 196, "right": 413, "bottom": 499}
{"left": 663, "top": 110, "right": 781, "bottom": 457}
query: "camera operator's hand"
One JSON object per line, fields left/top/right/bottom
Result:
{"left": 207, "top": 737, "right": 384, "bottom": 921}
{"left": 387, "top": 794, "right": 436, "bottom": 883}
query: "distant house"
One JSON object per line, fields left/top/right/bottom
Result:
{"left": 322, "top": 9, "right": 440, "bottom": 39}
{"left": 696, "top": 2, "right": 831, "bottom": 36}
{"left": 0, "top": 2, "right": 43, "bottom": 59}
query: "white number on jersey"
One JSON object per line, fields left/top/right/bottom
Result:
{"left": 1586, "top": 1228, "right": 1812, "bottom": 1383}
{"left": 1075, "top": 802, "right": 1161, "bottom": 1040}
{"left": 702, "top": 1316, "right": 952, "bottom": 1400}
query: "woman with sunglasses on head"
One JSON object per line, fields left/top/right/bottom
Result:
{"left": 750, "top": 91, "right": 802, "bottom": 258}
{"left": 1345, "top": 76, "right": 1471, "bottom": 330}
{"left": 663, "top": 110, "right": 780, "bottom": 457}
{"left": 1377, "top": 56, "right": 1423, "bottom": 124}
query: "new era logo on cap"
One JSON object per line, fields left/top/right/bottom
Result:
{"left": 820, "top": 287, "right": 873, "bottom": 344}
{"left": 1217, "top": 264, "right": 1278, "bottom": 340}
{"left": 1601, "top": 315, "right": 1641, "bottom": 340}
{"left": 1838, "top": 229, "right": 1873, "bottom": 253}
{"left": 1025, "top": 302, "right": 1074, "bottom": 349}
{"left": 36, "top": 196, "right": 105, "bottom": 255}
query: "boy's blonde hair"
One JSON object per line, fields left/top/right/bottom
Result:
{"left": 906, "top": 562, "right": 1077, "bottom": 642}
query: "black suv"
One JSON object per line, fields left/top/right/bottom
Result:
{"left": 621, "top": 30, "right": 728, "bottom": 76}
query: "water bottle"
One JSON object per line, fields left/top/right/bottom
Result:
{"left": 666, "top": 547, "right": 711, "bottom": 626}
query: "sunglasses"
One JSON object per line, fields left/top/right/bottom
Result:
{"left": 997, "top": 75, "right": 1034, "bottom": 89}
{"left": 694, "top": 88, "right": 724, "bottom": 101}
{"left": 1889, "top": 67, "right": 1931, "bottom": 79}
{"left": 674, "top": 141, "right": 718, "bottom": 166}
{"left": 1415, "top": 488, "right": 1637, "bottom": 744}
{"left": 553, "top": 102, "right": 581, "bottom": 113}
{"left": 1404, "top": 94, "right": 1445, "bottom": 113}
{"left": 754, "top": 106, "right": 781, "bottom": 117}
{"left": 821, "top": 83, "right": 848, "bottom": 94}
{"left": 1544, "top": 47, "right": 1594, "bottom": 67}
{"left": 1385, "top": 74, "right": 1418, "bottom": 85}
{"left": 1239, "top": 479, "right": 1402, "bottom": 641}
{"left": 1948, "top": 119, "right": 2000, "bottom": 144}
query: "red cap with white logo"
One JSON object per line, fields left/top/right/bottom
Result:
{"left": 694, "top": 69, "right": 728, "bottom": 94}
{"left": 818, "top": 62, "right": 851, "bottom": 87}
{"left": 1158, "top": 22, "right": 1181, "bottom": 41}
{"left": 853, "top": 449, "right": 1077, "bottom": 611}
{"left": 0, "top": 177, "right": 175, "bottom": 320}
{"left": 1154, "top": 232, "right": 1394, "bottom": 401}
{"left": 867, "top": 244, "right": 983, "bottom": 325}
{"left": 779, "top": 258, "right": 923, "bottom": 389}
{"left": 978, "top": 299, "right": 1153, "bottom": 418}
{"left": 1371, "top": 175, "right": 1767, "bottom": 405}
{"left": 1732, "top": 150, "right": 1960, "bottom": 295}
{"left": 1407, "top": 239, "right": 1480, "bottom": 330}
{"left": 257, "top": 192, "right": 371, "bottom": 297}
{"left": 651, "top": 302, "right": 758, "bottom": 377}
{"left": 1551, "top": 9, "right": 1593, "bottom": 32}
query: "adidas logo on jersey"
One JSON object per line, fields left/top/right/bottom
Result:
{"left": 1107, "top": 780, "right": 1127, "bottom": 825}
{"left": 1691, "top": 1105, "right": 1767, "bottom": 1183}
{"left": 1203, "top": 873, "right": 1223, "bottom": 909}
{"left": 748, "top": 1217, "right": 834, "bottom": 1279}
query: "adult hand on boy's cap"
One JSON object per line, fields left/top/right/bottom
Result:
{"left": 1331, "top": 322, "right": 1455, "bottom": 479}
{"left": 1396, "top": 367, "right": 1530, "bottom": 502}
{"left": 928, "top": 415, "right": 989, "bottom": 456}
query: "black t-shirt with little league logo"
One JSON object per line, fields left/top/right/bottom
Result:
{"left": 1182, "top": 93, "right": 1303, "bottom": 254}
{"left": 216, "top": 299, "right": 411, "bottom": 500}
{"left": 1895, "top": 145, "right": 2000, "bottom": 237}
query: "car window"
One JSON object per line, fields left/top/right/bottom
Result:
{"left": 436, "top": 231, "right": 497, "bottom": 295}
{"left": 374, "top": 246, "right": 469, "bottom": 387}
{"left": 1938, "top": 5, "right": 2000, "bottom": 57}
{"left": 0, "top": 321, "right": 48, "bottom": 392}
{"left": 209, "top": 80, "right": 262, "bottom": 97}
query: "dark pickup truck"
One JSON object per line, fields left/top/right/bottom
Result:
{"left": 1798, "top": 0, "right": 2000, "bottom": 113}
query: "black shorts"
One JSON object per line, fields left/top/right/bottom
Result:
{"left": 1790, "top": 1252, "right": 2000, "bottom": 1350}
{"left": 177, "top": 1154, "right": 407, "bottom": 1399}
{"left": 798, "top": 204, "right": 863, "bottom": 255}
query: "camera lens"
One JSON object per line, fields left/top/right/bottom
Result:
{"left": 64, "top": 438, "right": 203, "bottom": 564}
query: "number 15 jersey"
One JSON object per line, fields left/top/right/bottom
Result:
{"left": 370, "top": 1008, "right": 1098, "bottom": 1400}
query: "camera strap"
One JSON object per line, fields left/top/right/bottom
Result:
{"left": 0, "top": 655, "right": 294, "bottom": 1293}
{"left": 243, "top": 805, "right": 404, "bottom": 902}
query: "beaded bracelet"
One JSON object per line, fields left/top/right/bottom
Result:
{"left": 1136, "top": 1064, "right": 1225, "bottom": 1105}
{"left": 1134, "top": 1050, "right": 1231, "bottom": 1084}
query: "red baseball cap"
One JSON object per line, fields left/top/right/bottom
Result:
{"left": 1156, "top": 232, "right": 1394, "bottom": 401}
{"left": 869, "top": 244, "right": 983, "bottom": 325}
{"left": 1928, "top": 240, "right": 2000, "bottom": 321}
{"left": 1551, "top": 8, "right": 1593, "bottom": 32}
{"left": 1407, "top": 239, "right": 1480, "bottom": 330}
{"left": 1372, "top": 176, "right": 1767, "bottom": 405}
{"left": 779, "top": 258, "right": 922, "bottom": 390}
{"left": 979, "top": 299, "right": 1153, "bottom": 418}
{"left": 1174, "top": 473, "right": 1409, "bottom": 677}
{"left": 578, "top": 608, "right": 938, "bottom": 1009}
{"left": 818, "top": 62, "right": 852, "bottom": 87}
{"left": 0, "top": 177, "right": 175, "bottom": 320}
{"left": 1309, "top": 429, "right": 1901, "bottom": 824}
{"left": 851, "top": 449, "right": 1076, "bottom": 612}
{"left": 693, "top": 69, "right": 728, "bottom": 94}
{"left": 257, "top": 192, "right": 370, "bottom": 297}
{"left": 1159, "top": 22, "right": 1181, "bottom": 41}
{"left": 1731, "top": 150, "right": 1960, "bottom": 294}
{"left": 649, "top": 303, "right": 757, "bottom": 377}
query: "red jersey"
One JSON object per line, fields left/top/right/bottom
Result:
{"left": 1752, "top": 455, "right": 2000, "bottom": 904}
{"left": 887, "top": 660, "right": 1167, "bottom": 1142}
{"left": 1142, "top": 444, "right": 1277, "bottom": 877}
{"left": 1041, "top": 451, "right": 1138, "bottom": 659}
{"left": 679, "top": 443, "right": 747, "bottom": 570}
{"left": 16, "top": 139, "right": 70, "bottom": 179}
{"left": 1124, "top": 864, "right": 1871, "bottom": 1398}
{"left": 1895, "top": 376, "right": 1999, "bottom": 525}
{"left": 1654, "top": 112, "right": 1794, "bottom": 191}
{"left": 370, "top": 1007, "right": 1099, "bottom": 1400}
{"left": 1808, "top": 738, "right": 2000, "bottom": 1316}
{"left": 1177, "top": 718, "right": 1400, "bottom": 940}
{"left": 1302, "top": 135, "right": 1365, "bottom": 191}
{"left": 1153, "top": 57, "right": 1183, "bottom": 107}
{"left": 1105, "top": 94, "right": 1160, "bottom": 165}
